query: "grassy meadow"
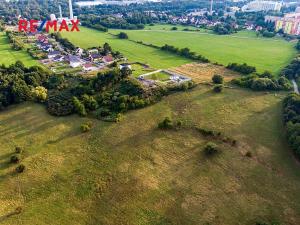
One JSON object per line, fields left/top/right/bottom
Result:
{"left": 109, "top": 26, "right": 296, "bottom": 75}
{"left": 0, "top": 32, "right": 37, "bottom": 67}
{"left": 61, "top": 27, "right": 192, "bottom": 70}
{"left": 1, "top": 86, "right": 300, "bottom": 225}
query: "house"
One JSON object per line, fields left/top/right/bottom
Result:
{"left": 89, "top": 53, "right": 102, "bottom": 62}
{"left": 67, "top": 55, "right": 82, "bottom": 68}
{"left": 102, "top": 55, "right": 114, "bottom": 64}
{"left": 119, "top": 63, "right": 132, "bottom": 70}
{"left": 83, "top": 63, "right": 97, "bottom": 71}
{"left": 48, "top": 51, "right": 61, "bottom": 59}
{"left": 76, "top": 48, "right": 84, "bottom": 56}
{"left": 53, "top": 55, "right": 65, "bottom": 62}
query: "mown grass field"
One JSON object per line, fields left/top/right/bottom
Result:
{"left": 107, "top": 25, "right": 296, "bottom": 75}
{"left": 1, "top": 85, "right": 300, "bottom": 225}
{"left": 0, "top": 32, "right": 37, "bottom": 67}
{"left": 61, "top": 27, "right": 192, "bottom": 70}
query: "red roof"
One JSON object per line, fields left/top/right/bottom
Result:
{"left": 103, "top": 55, "right": 113, "bottom": 63}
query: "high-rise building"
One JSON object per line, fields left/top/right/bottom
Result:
{"left": 242, "top": 1, "right": 282, "bottom": 12}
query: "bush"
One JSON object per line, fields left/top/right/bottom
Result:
{"left": 73, "top": 97, "right": 87, "bottom": 117}
{"left": 213, "top": 85, "right": 223, "bottom": 93}
{"left": 31, "top": 86, "right": 47, "bottom": 102}
{"left": 118, "top": 32, "right": 128, "bottom": 39}
{"left": 227, "top": 63, "right": 256, "bottom": 75}
{"left": 203, "top": 142, "right": 219, "bottom": 156}
{"left": 10, "top": 155, "right": 20, "bottom": 163}
{"left": 245, "top": 151, "right": 252, "bottom": 157}
{"left": 80, "top": 122, "right": 92, "bottom": 133}
{"left": 171, "top": 27, "right": 178, "bottom": 31}
{"left": 212, "top": 74, "right": 224, "bottom": 84}
{"left": 15, "top": 146, "right": 22, "bottom": 154}
{"left": 16, "top": 164, "right": 25, "bottom": 173}
{"left": 158, "top": 117, "right": 173, "bottom": 129}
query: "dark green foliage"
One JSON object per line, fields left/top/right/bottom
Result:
{"left": 158, "top": 117, "right": 173, "bottom": 129}
{"left": 10, "top": 155, "right": 20, "bottom": 163}
{"left": 213, "top": 84, "right": 223, "bottom": 93}
{"left": 203, "top": 142, "right": 219, "bottom": 156}
{"left": 161, "top": 44, "right": 209, "bottom": 63}
{"left": 118, "top": 32, "right": 129, "bottom": 39}
{"left": 281, "top": 58, "right": 300, "bottom": 80}
{"left": 0, "top": 61, "right": 49, "bottom": 110}
{"left": 213, "top": 23, "right": 236, "bottom": 35}
{"left": 171, "top": 26, "right": 178, "bottom": 31}
{"left": 262, "top": 30, "right": 275, "bottom": 38}
{"left": 82, "top": 94, "right": 98, "bottom": 111}
{"left": 296, "top": 40, "right": 300, "bottom": 51}
{"left": 283, "top": 93, "right": 300, "bottom": 158}
{"left": 196, "top": 127, "right": 215, "bottom": 137}
{"left": 47, "top": 90, "right": 74, "bottom": 116}
{"left": 212, "top": 74, "right": 224, "bottom": 84}
{"left": 73, "top": 97, "right": 87, "bottom": 117}
{"left": 227, "top": 63, "right": 256, "bottom": 74}
{"left": 15, "top": 164, "right": 25, "bottom": 173}
{"left": 232, "top": 74, "right": 291, "bottom": 91}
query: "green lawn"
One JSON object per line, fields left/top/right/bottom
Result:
{"left": 61, "top": 27, "right": 192, "bottom": 70}
{"left": 1, "top": 86, "right": 300, "bottom": 225}
{"left": 0, "top": 32, "right": 37, "bottom": 67}
{"left": 109, "top": 26, "right": 296, "bottom": 75}
{"left": 144, "top": 71, "right": 170, "bottom": 81}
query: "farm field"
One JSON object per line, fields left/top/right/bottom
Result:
{"left": 0, "top": 32, "right": 37, "bottom": 67}
{"left": 61, "top": 27, "right": 192, "bottom": 70}
{"left": 109, "top": 26, "right": 296, "bottom": 75}
{"left": 1, "top": 85, "right": 300, "bottom": 225}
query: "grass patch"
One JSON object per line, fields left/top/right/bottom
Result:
{"left": 0, "top": 86, "right": 300, "bottom": 224}
{"left": 0, "top": 32, "right": 37, "bottom": 67}
{"left": 109, "top": 25, "right": 296, "bottom": 75}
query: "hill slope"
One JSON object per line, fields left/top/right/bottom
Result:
{"left": 0, "top": 86, "right": 300, "bottom": 225}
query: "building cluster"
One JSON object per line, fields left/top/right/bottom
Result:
{"left": 242, "top": 0, "right": 282, "bottom": 12}
{"left": 32, "top": 33, "right": 115, "bottom": 74}
{"left": 266, "top": 12, "right": 300, "bottom": 36}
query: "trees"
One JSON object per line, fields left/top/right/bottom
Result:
{"left": 118, "top": 32, "right": 129, "bottom": 39}
{"left": 212, "top": 74, "right": 224, "bottom": 84}
{"left": 213, "top": 84, "right": 223, "bottom": 93}
{"left": 31, "top": 86, "right": 47, "bottom": 103}
{"left": 203, "top": 142, "right": 219, "bottom": 156}
{"left": 73, "top": 97, "right": 87, "bottom": 117}
{"left": 227, "top": 63, "right": 256, "bottom": 74}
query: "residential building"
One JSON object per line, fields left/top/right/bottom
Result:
{"left": 242, "top": 1, "right": 282, "bottom": 12}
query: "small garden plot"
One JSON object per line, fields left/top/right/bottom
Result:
{"left": 131, "top": 63, "right": 156, "bottom": 77}
{"left": 143, "top": 71, "right": 171, "bottom": 82}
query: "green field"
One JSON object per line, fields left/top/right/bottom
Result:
{"left": 1, "top": 86, "right": 300, "bottom": 225}
{"left": 109, "top": 26, "right": 296, "bottom": 74}
{"left": 0, "top": 32, "right": 37, "bottom": 67}
{"left": 61, "top": 27, "right": 192, "bottom": 70}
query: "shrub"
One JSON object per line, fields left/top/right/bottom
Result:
{"left": 80, "top": 122, "right": 92, "bottom": 133}
{"left": 245, "top": 151, "right": 252, "bottom": 157}
{"left": 118, "top": 32, "right": 128, "bottom": 39}
{"left": 204, "top": 142, "right": 219, "bottom": 156}
{"left": 15, "top": 146, "right": 22, "bottom": 154}
{"left": 213, "top": 84, "right": 223, "bottom": 93}
{"left": 73, "top": 97, "right": 87, "bottom": 117}
{"left": 16, "top": 164, "right": 25, "bottom": 173}
{"left": 158, "top": 117, "right": 173, "bottom": 129}
{"left": 212, "top": 74, "right": 224, "bottom": 84}
{"left": 10, "top": 155, "right": 20, "bottom": 163}
{"left": 31, "top": 86, "right": 47, "bottom": 102}
{"left": 171, "top": 27, "right": 178, "bottom": 31}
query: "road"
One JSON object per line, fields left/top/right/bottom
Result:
{"left": 291, "top": 79, "right": 299, "bottom": 94}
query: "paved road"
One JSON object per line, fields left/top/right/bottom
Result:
{"left": 292, "top": 79, "right": 299, "bottom": 94}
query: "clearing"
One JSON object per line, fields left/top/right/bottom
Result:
{"left": 0, "top": 85, "right": 300, "bottom": 225}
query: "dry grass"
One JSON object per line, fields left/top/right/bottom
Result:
{"left": 170, "top": 63, "right": 240, "bottom": 83}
